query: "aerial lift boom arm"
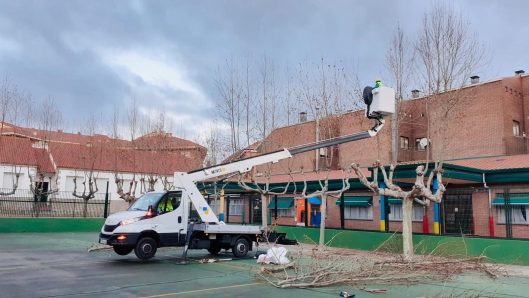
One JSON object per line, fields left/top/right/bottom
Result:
{"left": 174, "top": 84, "right": 395, "bottom": 224}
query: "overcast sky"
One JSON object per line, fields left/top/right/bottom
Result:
{"left": 0, "top": 0, "right": 527, "bottom": 139}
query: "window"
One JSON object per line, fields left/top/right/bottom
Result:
{"left": 496, "top": 206, "right": 529, "bottom": 224}
{"left": 388, "top": 203, "right": 424, "bottom": 221}
{"left": 157, "top": 192, "right": 182, "bottom": 214}
{"left": 400, "top": 136, "right": 409, "bottom": 150}
{"left": 2, "top": 172, "right": 23, "bottom": 190}
{"left": 344, "top": 206, "right": 373, "bottom": 220}
{"left": 229, "top": 198, "right": 244, "bottom": 215}
{"left": 269, "top": 198, "right": 295, "bottom": 217}
{"left": 65, "top": 176, "right": 84, "bottom": 192}
{"left": 277, "top": 208, "right": 294, "bottom": 217}
{"left": 208, "top": 198, "right": 220, "bottom": 214}
{"left": 513, "top": 120, "right": 521, "bottom": 136}
{"left": 416, "top": 138, "right": 427, "bottom": 151}
{"left": 129, "top": 192, "right": 164, "bottom": 211}
{"left": 95, "top": 178, "right": 109, "bottom": 193}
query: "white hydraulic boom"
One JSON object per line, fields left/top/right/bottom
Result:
{"left": 174, "top": 84, "right": 396, "bottom": 224}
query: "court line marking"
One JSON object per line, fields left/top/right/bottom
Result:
{"left": 143, "top": 282, "right": 263, "bottom": 297}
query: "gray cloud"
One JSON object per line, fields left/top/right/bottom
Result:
{"left": 0, "top": 0, "right": 527, "bottom": 138}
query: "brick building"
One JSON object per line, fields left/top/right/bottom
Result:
{"left": 0, "top": 122, "right": 206, "bottom": 212}
{"left": 211, "top": 72, "right": 529, "bottom": 240}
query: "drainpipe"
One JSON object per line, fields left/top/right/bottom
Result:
{"left": 518, "top": 73, "right": 527, "bottom": 153}
{"left": 483, "top": 173, "right": 494, "bottom": 237}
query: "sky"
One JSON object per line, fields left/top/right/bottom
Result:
{"left": 0, "top": 0, "right": 528, "bottom": 140}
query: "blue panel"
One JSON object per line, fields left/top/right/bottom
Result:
{"left": 308, "top": 197, "right": 321, "bottom": 205}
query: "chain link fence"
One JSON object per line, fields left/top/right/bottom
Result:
{"left": 0, "top": 188, "right": 109, "bottom": 218}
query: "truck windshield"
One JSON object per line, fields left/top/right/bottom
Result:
{"left": 129, "top": 193, "right": 164, "bottom": 211}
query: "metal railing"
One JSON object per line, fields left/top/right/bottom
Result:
{"left": 0, "top": 188, "right": 109, "bottom": 218}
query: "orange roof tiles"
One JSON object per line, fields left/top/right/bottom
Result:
{"left": 0, "top": 121, "right": 206, "bottom": 175}
{"left": 48, "top": 142, "right": 200, "bottom": 175}
{"left": 223, "top": 141, "right": 262, "bottom": 163}
{"left": 0, "top": 136, "right": 55, "bottom": 173}
{"left": 450, "top": 154, "right": 529, "bottom": 171}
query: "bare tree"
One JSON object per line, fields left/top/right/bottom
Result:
{"left": 215, "top": 58, "right": 243, "bottom": 155}
{"left": 115, "top": 174, "right": 138, "bottom": 206}
{"left": 296, "top": 59, "right": 362, "bottom": 121}
{"left": 298, "top": 168, "right": 351, "bottom": 249}
{"left": 257, "top": 55, "right": 280, "bottom": 139}
{"left": 202, "top": 123, "right": 224, "bottom": 166}
{"left": 109, "top": 106, "right": 137, "bottom": 205}
{"left": 37, "top": 96, "right": 62, "bottom": 139}
{"left": 385, "top": 25, "right": 415, "bottom": 163}
{"left": 137, "top": 112, "right": 176, "bottom": 193}
{"left": 0, "top": 77, "right": 15, "bottom": 135}
{"left": 114, "top": 99, "right": 140, "bottom": 204}
{"left": 29, "top": 172, "right": 59, "bottom": 216}
{"left": 238, "top": 165, "right": 294, "bottom": 233}
{"left": 352, "top": 161, "right": 445, "bottom": 260}
{"left": 73, "top": 172, "right": 99, "bottom": 218}
{"left": 0, "top": 78, "right": 23, "bottom": 195}
{"left": 72, "top": 117, "right": 101, "bottom": 217}
{"left": 415, "top": 3, "right": 486, "bottom": 160}
{"left": 28, "top": 97, "right": 61, "bottom": 204}
{"left": 243, "top": 58, "right": 254, "bottom": 146}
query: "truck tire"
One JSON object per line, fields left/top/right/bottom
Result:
{"left": 134, "top": 237, "right": 157, "bottom": 260}
{"left": 113, "top": 246, "right": 133, "bottom": 256}
{"left": 232, "top": 238, "right": 250, "bottom": 258}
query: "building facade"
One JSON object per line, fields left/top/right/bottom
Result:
{"left": 0, "top": 122, "right": 206, "bottom": 213}
{"left": 216, "top": 72, "right": 529, "bottom": 240}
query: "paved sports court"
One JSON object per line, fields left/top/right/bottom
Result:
{"left": 1, "top": 233, "right": 529, "bottom": 298}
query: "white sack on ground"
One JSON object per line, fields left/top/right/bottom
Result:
{"left": 257, "top": 247, "right": 290, "bottom": 265}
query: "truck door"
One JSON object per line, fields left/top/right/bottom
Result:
{"left": 155, "top": 191, "right": 185, "bottom": 245}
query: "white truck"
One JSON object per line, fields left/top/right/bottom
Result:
{"left": 99, "top": 84, "right": 395, "bottom": 260}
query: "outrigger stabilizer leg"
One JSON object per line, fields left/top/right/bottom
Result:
{"left": 177, "top": 223, "right": 195, "bottom": 265}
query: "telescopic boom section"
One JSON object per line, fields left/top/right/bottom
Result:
{"left": 177, "top": 84, "right": 395, "bottom": 223}
{"left": 175, "top": 120, "right": 386, "bottom": 224}
{"left": 186, "top": 119, "right": 384, "bottom": 183}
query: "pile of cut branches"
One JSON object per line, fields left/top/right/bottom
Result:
{"left": 257, "top": 244, "right": 503, "bottom": 289}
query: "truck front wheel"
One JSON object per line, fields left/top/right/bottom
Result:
{"left": 134, "top": 237, "right": 157, "bottom": 260}
{"left": 113, "top": 246, "right": 133, "bottom": 255}
{"left": 232, "top": 238, "right": 249, "bottom": 258}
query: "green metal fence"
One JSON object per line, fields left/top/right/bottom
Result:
{"left": 0, "top": 188, "right": 109, "bottom": 218}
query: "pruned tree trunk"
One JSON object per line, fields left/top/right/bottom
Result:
{"left": 83, "top": 199, "right": 89, "bottom": 218}
{"left": 261, "top": 194, "right": 268, "bottom": 232}
{"left": 352, "top": 161, "right": 445, "bottom": 261}
{"left": 319, "top": 194, "right": 327, "bottom": 249}
{"left": 402, "top": 198, "right": 414, "bottom": 259}
{"left": 238, "top": 171, "right": 294, "bottom": 235}
{"left": 298, "top": 170, "right": 351, "bottom": 251}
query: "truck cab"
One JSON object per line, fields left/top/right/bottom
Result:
{"left": 100, "top": 191, "right": 187, "bottom": 258}
{"left": 99, "top": 190, "right": 259, "bottom": 260}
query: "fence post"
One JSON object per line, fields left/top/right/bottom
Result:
{"left": 104, "top": 181, "right": 110, "bottom": 218}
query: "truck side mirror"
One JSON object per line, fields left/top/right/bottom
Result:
{"left": 146, "top": 205, "right": 156, "bottom": 218}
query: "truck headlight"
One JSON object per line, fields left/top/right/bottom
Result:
{"left": 120, "top": 217, "right": 142, "bottom": 226}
